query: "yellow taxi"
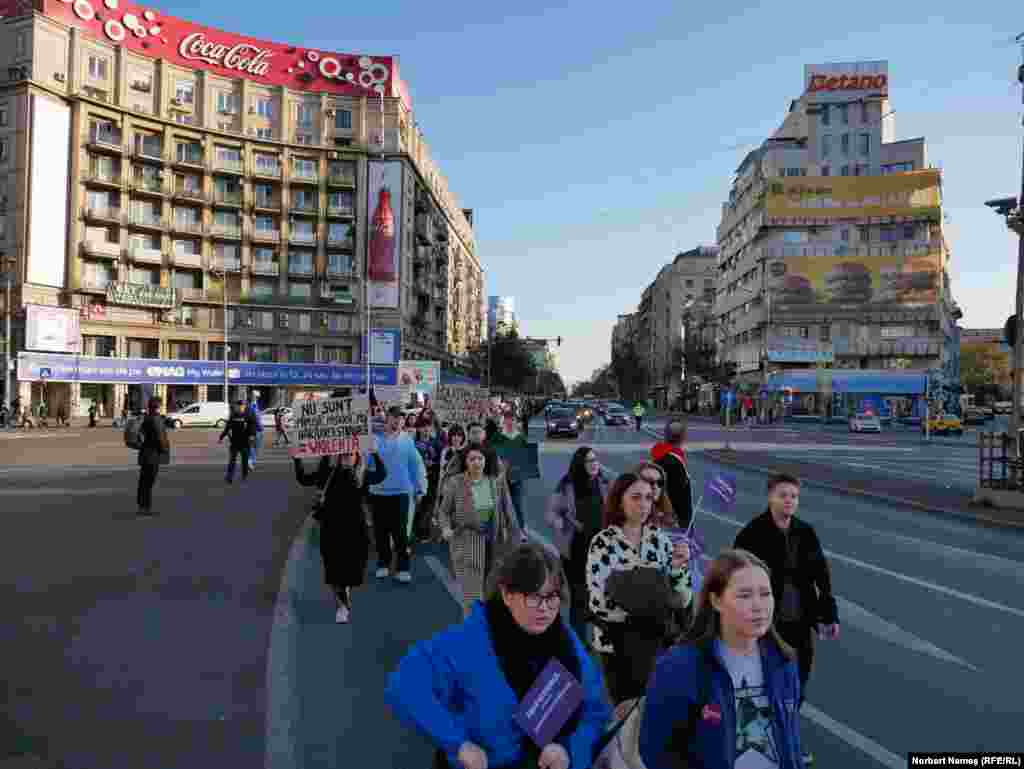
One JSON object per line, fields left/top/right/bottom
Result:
{"left": 922, "top": 413, "right": 964, "bottom": 436}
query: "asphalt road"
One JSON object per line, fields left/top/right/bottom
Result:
{"left": 3, "top": 418, "right": 1023, "bottom": 768}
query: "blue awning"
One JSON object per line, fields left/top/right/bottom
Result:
{"left": 766, "top": 370, "right": 926, "bottom": 395}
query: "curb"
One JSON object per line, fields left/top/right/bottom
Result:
{"left": 703, "top": 450, "right": 1024, "bottom": 533}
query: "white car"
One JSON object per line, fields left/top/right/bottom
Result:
{"left": 165, "top": 401, "right": 230, "bottom": 429}
{"left": 849, "top": 413, "right": 882, "bottom": 433}
{"left": 262, "top": 406, "right": 293, "bottom": 429}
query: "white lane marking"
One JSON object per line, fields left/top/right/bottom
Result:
{"left": 702, "top": 510, "right": 1024, "bottom": 620}
{"left": 0, "top": 487, "right": 126, "bottom": 496}
{"left": 801, "top": 704, "right": 903, "bottom": 769}
{"left": 841, "top": 462, "right": 954, "bottom": 484}
{"left": 837, "top": 596, "right": 978, "bottom": 671}
{"left": 263, "top": 515, "right": 310, "bottom": 769}
{"left": 424, "top": 555, "right": 463, "bottom": 607}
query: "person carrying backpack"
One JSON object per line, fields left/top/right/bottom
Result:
{"left": 650, "top": 420, "right": 694, "bottom": 529}
{"left": 134, "top": 397, "right": 170, "bottom": 516}
{"left": 634, "top": 549, "right": 803, "bottom": 769}
{"left": 219, "top": 401, "right": 255, "bottom": 483}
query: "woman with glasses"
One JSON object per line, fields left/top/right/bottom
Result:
{"left": 293, "top": 436, "right": 386, "bottom": 624}
{"left": 385, "top": 544, "right": 611, "bottom": 769}
{"left": 544, "top": 446, "right": 611, "bottom": 642}
{"left": 632, "top": 461, "right": 678, "bottom": 528}
{"left": 587, "top": 473, "right": 691, "bottom": 705}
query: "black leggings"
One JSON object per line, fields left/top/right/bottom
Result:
{"left": 776, "top": 621, "right": 815, "bottom": 705}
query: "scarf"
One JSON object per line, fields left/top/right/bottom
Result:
{"left": 484, "top": 596, "right": 583, "bottom": 745}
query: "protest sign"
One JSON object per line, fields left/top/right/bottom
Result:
{"left": 287, "top": 396, "right": 370, "bottom": 458}
{"left": 434, "top": 384, "right": 490, "bottom": 426}
{"left": 493, "top": 443, "right": 541, "bottom": 481}
{"left": 703, "top": 472, "right": 737, "bottom": 513}
{"left": 515, "top": 658, "right": 583, "bottom": 749}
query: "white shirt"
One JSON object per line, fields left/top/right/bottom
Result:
{"left": 716, "top": 641, "right": 780, "bottom": 769}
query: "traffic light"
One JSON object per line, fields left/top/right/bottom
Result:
{"left": 556, "top": 336, "right": 562, "bottom": 347}
{"left": 1005, "top": 314, "right": 1018, "bottom": 347}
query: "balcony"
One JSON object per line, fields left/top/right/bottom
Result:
{"left": 133, "top": 141, "right": 164, "bottom": 162}
{"left": 83, "top": 170, "right": 122, "bottom": 189}
{"left": 214, "top": 157, "right": 244, "bottom": 174}
{"left": 289, "top": 231, "right": 317, "bottom": 246}
{"left": 212, "top": 192, "right": 244, "bottom": 208}
{"left": 288, "top": 263, "right": 315, "bottom": 278}
{"left": 82, "top": 240, "right": 122, "bottom": 259}
{"left": 215, "top": 257, "right": 242, "bottom": 272}
{"left": 172, "top": 151, "right": 204, "bottom": 170}
{"left": 129, "top": 243, "right": 164, "bottom": 264}
{"left": 81, "top": 278, "right": 113, "bottom": 293}
{"left": 172, "top": 187, "right": 208, "bottom": 203}
{"left": 170, "top": 217, "right": 203, "bottom": 236}
{"left": 128, "top": 211, "right": 165, "bottom": 231}
{"left": 291, "top": 167, "right": 319, "bottom": 184}
{"left": 171, "top": 250, "right": 203, "bottom": 269}
{"left": 326, "top": 204, "right": 355, "bottom": 219}
{"left": 179, "top": 287, "right": 207, "bottom": 301}
{"left": 252, "top": 163, "right": 282, "bottom": 179}
{"left": 327, "top": 233, "right": 354, "bottom": 250}
{"left": 84, "top": 206, "right": 123, "bottom": 224}
{"left": 130, "top": 176, "right": 166, "bottom": 196}
{"left": 327, "top": 171, "right": 356, "bottom": 188}
{"left": 210, "top": 223, "right": 242, "bottom": 239}
{"left": 252, "top": 197, "right": 281, "bottom": 212}
{"left": 290, "top": 202, "right": 319, "bottom": 216}
{"left": 251, "top": 260, "right": 280, "bottom": 277}
{"left": 415, "top": 213, "right": 434, "bottom": 245}
{"left": 86, "top": 131, "right": 124, "bottom": 153}
{"left": 251, "top": 228, "right": 281, "bottom": 243}
{"left": 326, "top": 263, "right": 356, "bottom": 279}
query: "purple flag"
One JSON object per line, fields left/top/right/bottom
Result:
{"left": 703, "top": 472, "right": 737, "bottom": 514}
{"left": 515, "top": 658, "right": 583, "bottom": 748}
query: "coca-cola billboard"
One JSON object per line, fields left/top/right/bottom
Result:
{"left": 39, "top": 0, "right": 406, "bottom": 106}
{"left": 367, "top": 160, "right": 403, "bottom": 310}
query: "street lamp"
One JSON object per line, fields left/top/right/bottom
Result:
{"left": 1, "top": 251, "right": 13, "bottom": 412}
{"left": 210, "top": 263, "right": 230, "bottom": 403}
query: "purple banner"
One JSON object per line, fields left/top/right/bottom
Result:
{"left": 703, "top": 472, "right": 737, "bottom": 513}
{"left": 515, "top": 658, "right": 583, "bottom": 748}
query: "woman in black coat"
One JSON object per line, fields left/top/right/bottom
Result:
{"left": 294, "top": 440, "right": 386, "bottom": 624}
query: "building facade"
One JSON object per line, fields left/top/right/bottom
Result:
{"left": 487, "top": 295, "right": 516, "bottom": 339}
{"left": 713, "top": 61, "right": 961, "bottom": 416}
{"left": 0, "top": 0, "right": 483, "bottom": 415}
{"left": 632, "top": 247, "right": 718, "bottom": 408}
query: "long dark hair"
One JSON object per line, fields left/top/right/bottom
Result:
{"left": 685, "top": 548, "right": 795, "bottom": 660}
{"left": 560, "top": 446, "right": 598, "bottom": 500}
{"left": 602, "top": 472, "right": 652, "bottom": 529}
{"left": 458, "top": 442, "right": 499, "bottom": 477}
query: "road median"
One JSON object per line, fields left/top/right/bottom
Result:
{"left": 703, "top": 448, "right": 1024, "bottom": 531}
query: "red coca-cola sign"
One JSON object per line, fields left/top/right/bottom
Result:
{"left": 38, "top": 0, "right": 408, "bottom": 106}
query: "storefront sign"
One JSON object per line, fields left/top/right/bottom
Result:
{"left": 25, "top": 304, "right": 80, "bottom": 353}
{"left": 17, "top": 352, "right": 398, "bottom": 386}
{"left": 287, "top": 395, "right": 370, "bottom": 458}
{"left": 106, "top": 282, "right": 177, "bottom": 309}
{"left": 807, "top": 73, "right": 887, "bottom": 92}
{"left": 178, "top": 33, "right": 273, "bottom": 76}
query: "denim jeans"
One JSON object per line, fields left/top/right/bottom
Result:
{"left": 226, "top": 446, "right": 250, "bottom": 481}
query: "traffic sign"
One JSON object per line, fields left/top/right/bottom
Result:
{"left": 39, "top": 367, "right": 51, "bottom": 379}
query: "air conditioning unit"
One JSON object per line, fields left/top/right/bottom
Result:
{"left": 54, "top": 72, "right": 65, "bottom": 82}
{"left": 279, "top": 313, "right": 289, "bottom": 329}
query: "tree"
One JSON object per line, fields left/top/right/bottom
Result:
{"left": 960, "top": 343, "right": 1011, "bottom": 393}
{"left": 610, "top": 342, "right": 649, "bottom": 404}
{"left": 466, "top": 330, "right": 539, "bottom": 392}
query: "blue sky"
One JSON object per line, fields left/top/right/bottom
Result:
{"left": 167, "top": 0, "right": 1024, "bottom": 385}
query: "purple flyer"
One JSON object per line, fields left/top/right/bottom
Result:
{"left": 515, "top": 658, "right": 583, "bottom": 748}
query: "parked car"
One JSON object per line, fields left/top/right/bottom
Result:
{"left": 923, "top": 413, "right": 964, "bottom": 436}
{"left": 546, "top": 408, "right": 580, "bottom": 439}
{"left": 962, "top": 407, "right": 987, "bottom": 426}
{"left": 993, "top": 401, "right": 1012, "bottom": 415}
{"left": 165, "top": 401, "right": 230, "bottom": 429}
{"left": 849, "top": 413, "right": 882, "bottom": 433}
{"left": 604, "top": 407, "right": 629, "bottom": 426}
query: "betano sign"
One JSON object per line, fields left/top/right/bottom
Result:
{"left": 807, "top": 73, "right": 888, "bottom": 93}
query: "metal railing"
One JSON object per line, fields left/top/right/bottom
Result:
{"left": 252, "top": 229, "right": 281, "bottom": 242}
{"left": 291, "top": 168, "right": 319, "bottom": 183}
{"left": 327, "top": 172, "right": 356, "bottom": 187}
{"left": 172, "top": 251, "right": 203, "bottom": 268}
{"left": 84, "top": 206, "right": 123, "bottom": 222}
{"left": 289, "top": 232, "right": 317, "bottom": 245}
{"left": 210, "top": 224, "right": 242, "bottom": 238}
{"left": 326, "top": 204, "right": 355, "bottom": 217}
{"left": 171, "top": 218, "right": 203, "bottom": 234}
{"left": 214, "top": 157, "right": 244, "bottom": 173}
{"left": 129, "top": 244, "right": 164, "bottom": 263}
{"left": 217, "top": 257, "right": 242, "bottom": 271}
{"left": 213, "top": 192, "right": 243, "bottom": 206}
{"left": 82, "top": 240, "right": 121, "bottom": 258}
{"left": 979, "top": 431, "right": 1024, "bottom": 491}
{"left": 251, "top": 261, "right": 280, "bottom": 276}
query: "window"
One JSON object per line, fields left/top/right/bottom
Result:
{"left": 291, "top": 220, "right": 314, "bottom": 238}
{"left": 840, "top": 165, "right": 850, "bottom": 177}
{"left": 15, "top": 32, "right": 27, "bottom": 58}
{"left": 328, "top": 253, "right": 352, "bottom": 273}
{"left": 882, "top": 162, "right": 915, "bottom": 175}
{"left": 82, "top": 261, "right": 114, "bottom": 288}
{"left": 209, "top": 342, "right": 241, "bottom": 361}
{"left": 782, "top": 230, "right": 807, "bottom": 244}
{"left": 254, "top": 215, "right": 276, "bottom": 233}
{"left": 0, "top": 139, "right": 7, "bottom": 163}
{"left": 292, "top": 189, "right": 317, "bottom": 209}
{"left": 173, "top": 207, "right": 200, "bottom": 226}
{"left": 288, "top": 251, "right": 314, "bottom": 274}
{"left": 174, "top": 80, "right": 194, "bottom": 104}
{"left": 327, "top": 222, "right": 350, "bottom": 243}
{"left": 839, "top": 104, "right": 848, "bottom": 125}
{"left": 334, "top": 109, "right": 352, "bottom": 131}
{"left": 821, "top": 165, "right": 830, "bottom": 176}
{"left": 254, "top": 153, "right": 280, "bottom": 175}
{"left": 288, "top": 345, "right": 314, "bottom": 363}
{"left": 255, "top": 98, "right": 274, "bottom": 118}
{"left": 217, "top": 92, "right": 239, "bottom": 114}
{"left": 840, "top": 134, "right": 850, "bottom": 155}
{"left": 855, "top": 163, "right": 869, "bottom": 176}
{"left": 289, "top": 282, "right": 312, "bottom": 300}
{"left": 820, "top": 325, "right": 831, "bottom": 342}
{"left": 0, "top": 104, "right": 8, "bottom": 127}
{"left": 254, "top": 183, "right": 275, "bottom": 207}
{"left": 173, "top": 270, "right": 201, "bottom": 290}
{"left": 821, "top": 134, "right": 832, "bottom": 159}
{"left": 213, "top": 210, "right": 239, "bottom": 229}
{"left": 83, "top": 335, "right": 117, "bottom": 357}
{"left": 328, "top": 190, "right": 353, "bottom": 211}
{"left": 251, "top": 279, "right": 276, "bottom": 299}
{"left": 879, "top": 226, "right": 899, "bottom": 243}
{"left": 295, "top": 134, "right": 313, "bottom": 146}
{"left": 173, "top": 239, "right": 198, "bottom": 255}
{"left": 176, "top": 141, "right": 202, "bottom": 164}
{"left": 88, "top": 55, "right": 108, "bottom": 80}
{"left": 881, "top": 326, "right": 914, "bottom": 339}
{"left": 215, "top": 146, "right": 241, "bottom": 165}
{"left": 858, "top": 134, "right": 870, "bottom": 157}
{"left": 293, "top": 158, "right": 317, "bottom": 178}
{"left": 255, "top": 128, "right": 274, "bottom": 139}
{"left": 253, "top": 247, "right": 276, "bottom": 265}
{"left": 297, "top": 313, "right": 311, "bottom": 332}
{"left": 213, "top": 241, "right": 239, "bottom": 261}
{"left": 840, "top": 228, "right": 850, "bottom": 242}
{"left": 297, "top": 103, "right": 315, "bottom": 127}
{"left": 322, "top": 346, "right": 353, "bottom": 363}
{"left": 130, "top": 266, "right": 159, "bottom": 286}
{"left": 214, "top": 176, "right": 242, "bottom": 198}
{"left": 798, "top": 326, "right": 810, "bottom": 339}
{"left": 820, "top": 104, "right": 830, "bottom": 126}
{"left": 249, "top": 344, "right": 274, "bottom": 362}
{"left": 903, "top": 223, "right": 917, "bottom": 240}
{"left": 860, "top": 101, "right": 870, "bottom": 124}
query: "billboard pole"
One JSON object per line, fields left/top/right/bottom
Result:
{"left": 3, "top": 260, "right": 10, "bottom": 411}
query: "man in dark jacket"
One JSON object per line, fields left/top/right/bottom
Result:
{"left": 219, "top": 400, "right": 255, "bottom": 483}
{"left": 650, "top": 420, "right": 693, "bottom": 529}
{"left": 136, "top": 396, "right": 169, "bottom": 516}
{"left": 734, "top": 473, "right": 839, "bottom": 709}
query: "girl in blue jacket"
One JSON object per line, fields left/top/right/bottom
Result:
{"left": 385, "top": 544, "right": 611, "bottom": 769}
{"left": 640, "top": 549, "right": 803, "bottom": 769}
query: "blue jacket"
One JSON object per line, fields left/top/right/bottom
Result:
{"left": 385, "top": 602, "right": 611, "bottom": 769}
{"left": 369, "top": 430, "right": 427, "bottom": 496}
{"left": 639, "top": 638, "right": 802, "bottom": 769}
{"left": 248, "top": 402, "right": 264, "bottom": 433}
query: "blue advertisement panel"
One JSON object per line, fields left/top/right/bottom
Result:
{"left": 17, "top": 352, "right": 397, "bottom": 387}
{"left": 360, "top": 329, "right": 401, "bottom": 365}
{"left": 766, "top": 370, "right": 925, "bottom": 395}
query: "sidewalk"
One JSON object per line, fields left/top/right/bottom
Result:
{"left": 703, "top": 448, "right": 1024, "bottom": 530}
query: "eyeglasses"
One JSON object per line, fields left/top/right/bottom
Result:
{"left": 523, "top": 592, "right": 562, "bottom": 610}
{"left": 641, "top": 475, "right": 664, "bottom": 487}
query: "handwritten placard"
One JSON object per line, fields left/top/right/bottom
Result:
{"left": 433, "top": 384, "right": 490, "bottom": 426}
{"left": 515, "top": 658, "right": 583, "bottom": 749}
{"left": 287, "top": 396, "right": 370, "bottom": 458}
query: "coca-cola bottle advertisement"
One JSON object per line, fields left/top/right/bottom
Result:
{"left": 367, "top": 160, "right": 402, "bottom": 308}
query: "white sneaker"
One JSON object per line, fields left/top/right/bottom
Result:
{"left": 396, "top": 571, "right": 412, "bottom": 584}
{"left": 375, "top": 567, "right": 390, "bottom": 579}
{"left": 335, "top": 606, "right": 350, "bottom": 624}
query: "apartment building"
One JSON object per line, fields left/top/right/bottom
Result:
{"left": 714, "top": 61, "right": 962, "bottom": 416}
{"left": 487, "top": 295, "right": 517, "bottom": 339}
{"left": 0, "top": 0, "right": 483, "bottom": 414}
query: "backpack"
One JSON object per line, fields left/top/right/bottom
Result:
{"left": 124, "top": 417, "right": 144, "bottom": 449}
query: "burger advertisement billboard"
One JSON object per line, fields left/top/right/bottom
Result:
{"left": 764, "top": 171, "right": 941, "bottom": 224}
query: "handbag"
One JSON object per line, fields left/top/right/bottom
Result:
{"left": 311, "top": 461, "right": 342, "bottom": 522}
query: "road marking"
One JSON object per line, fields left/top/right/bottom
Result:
{"left": 424, "top": 555, "right": 463, "bottom": 606}
{"left": 0, "top": 486, "right": 127, "bottom": 496}
{"left": 801, "top": 704, "right": 903, "bottom": 769}
{"left": 702, "top": 510, "right": 1024, "bottom": 620}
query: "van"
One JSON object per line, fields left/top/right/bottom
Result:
{"left": 165, "top": 401, "right": 230, "bottom": 429}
